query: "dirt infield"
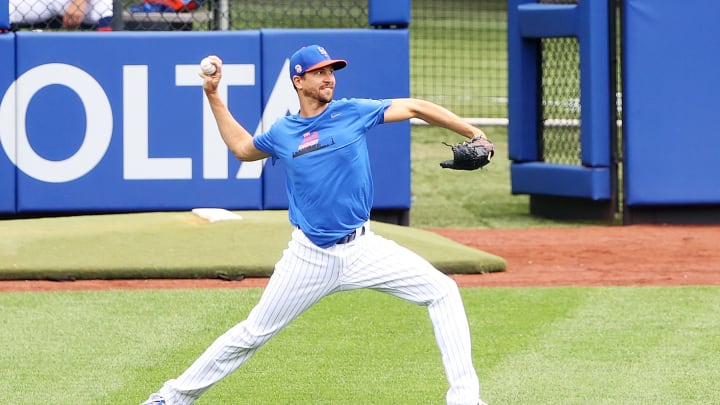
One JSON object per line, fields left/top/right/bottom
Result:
{"left": 433, "top": 224, "right": 720, "bottom": 287}
{"left": 1, "top": 225, "right": 718, "bottom": 292}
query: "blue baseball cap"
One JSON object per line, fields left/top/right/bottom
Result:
{"left": 289, "top": 45, "right": 348, "bottom": 79}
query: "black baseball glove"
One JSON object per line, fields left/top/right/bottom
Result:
{"left": 440, "top": 136, "right": 495, "bottom": 170}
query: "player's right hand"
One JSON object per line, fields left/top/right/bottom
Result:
{"left": 200, "top": 55, "right": 223, "bottom": 95}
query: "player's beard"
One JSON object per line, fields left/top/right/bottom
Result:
{"left": 306, "top": 86, "right": 334, "bottom": 105}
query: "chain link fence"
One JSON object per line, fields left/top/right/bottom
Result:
{"left": 9, "top": 0, "right": 114, "bottom": 30}
{"left": 541, "top": 37, "right": 581, "bottom": 165}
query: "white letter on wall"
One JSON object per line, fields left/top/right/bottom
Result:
{"left": 175, "top": 63, "right": 256, "bottom": 179}
{"left": 0, "top": 63, "right": 112, "bottom": 183}
{"left": 124, "top": 65, "right": 191, "bottom": 179}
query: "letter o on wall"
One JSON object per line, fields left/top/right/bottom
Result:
{"left": 0, "top": 63, "right": 113, "bottom": 183}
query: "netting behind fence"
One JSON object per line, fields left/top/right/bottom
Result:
{"left": 411, "top": 0, "right": 507, "bottom": 120}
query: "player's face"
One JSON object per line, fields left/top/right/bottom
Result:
{"left": 299, "top": 66, "right": 336, "bottom": 104}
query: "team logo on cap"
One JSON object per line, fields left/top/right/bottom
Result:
{"left": 294, "top": 64, "right": 303, "bottom": 74}
{"left": 318, "top": 46, "right": 329, "bottom": 57}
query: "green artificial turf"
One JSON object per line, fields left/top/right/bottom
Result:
{"left": 0, "top": 210, "right": 505, "bottom": 280}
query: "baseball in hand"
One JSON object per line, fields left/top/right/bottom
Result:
{"left": 200, "top": 57, "right": 216, "bottom": 75}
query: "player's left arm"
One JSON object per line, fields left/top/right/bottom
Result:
{"left": 383, "top": 98, "right": 487, "bottom": 139}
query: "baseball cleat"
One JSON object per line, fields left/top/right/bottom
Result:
{"left": 140, "top": 393, "right": 166, "bottom": 405}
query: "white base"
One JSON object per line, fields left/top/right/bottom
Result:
{"left": 191, "top": 208, "right": 243, "bottom": 223}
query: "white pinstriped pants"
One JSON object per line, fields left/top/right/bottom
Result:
{"left": 156, "top": 224, "right": 481, "bottom": 405}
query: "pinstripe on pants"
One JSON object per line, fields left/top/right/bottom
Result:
{"left": 156, "top": 224, "right": 481, "bottom": 405}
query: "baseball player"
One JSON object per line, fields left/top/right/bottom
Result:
{"left": 141, "top": 45, "right": 489, "bottom": 405}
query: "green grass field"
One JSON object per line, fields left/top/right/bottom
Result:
{"left": 2, "top": 288, "right": 719, "bottom": 404}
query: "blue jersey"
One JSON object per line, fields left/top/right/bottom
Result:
{"left": 253, "top": 98, "right": 392, "bottom": 248}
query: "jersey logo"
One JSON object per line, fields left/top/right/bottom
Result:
{"left": 292, "top": 131, "right": 335, "bottom": 158}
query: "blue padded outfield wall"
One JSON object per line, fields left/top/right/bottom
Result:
{"left": 509, "top": 0, "right": 720, "bottom": 222}
{"left": 0, "top": 0, "right": 8, "bottom": 31}
{"left": 0, "top": 29, "right": 410, "bottom": 214}
{"left": 623, "top": 0, "right": 720, "bottom": 207}
{"left": 0, "top": 34, "right": 14, "bottom": 212}
{"left": 507, "top": 0, "right": 611, "bottom": 202}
